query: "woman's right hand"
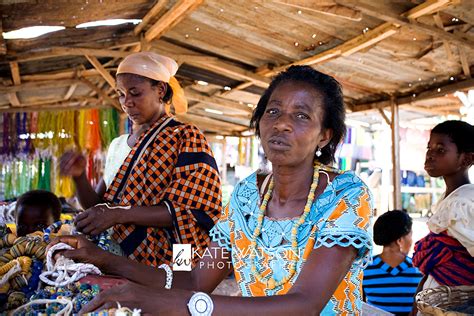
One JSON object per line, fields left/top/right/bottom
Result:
{"left": 59, "top": 151, "right": 87, "bottom": 178}
{"left": 47, "top": 235, "right": 111, "bottom": 270}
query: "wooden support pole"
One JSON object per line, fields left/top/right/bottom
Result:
{"left": 391, "top": 97, "right": 402, "bottom": 210}
{"left": 85, "top": 55, "right": 116, "bottom": 88}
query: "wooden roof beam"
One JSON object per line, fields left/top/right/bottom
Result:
{"left": 0, "top": 79, "right": 80, "bottom": 93}
{"left": 274, "top": 1, "right": 362, "bottom": 21}
{"left": 85, "top": 55, "right": 116, "bottom": 88}
{"left": 267, "top": 0, "right": 463, "bottom": 75}
{"left": 79, "top": 77, "right": 121, "bottom": 111}
{"left": 340, "top": 0, "right": 472, "bottom": 49}
{"left": 8, "top": 62, "right": 21, "bottom": 107}
{"left": 0, "top": 99, "right": 106, "bottom": 113}
{"left": 144, "top": 0, "right": 203, "bottom": 42}
{"left": 135, "top": 0, "right": 169, "bottom": 35}
{"left": 352, "top": 77, "right": 474, "bottom": 112}
{"left": 21, "top": 68, "right": 102, "bottom": 82}
{"left": 10, "top": 62, "right": 21, "bottom": 85}
{"left": 187, "top": 59, "right": 270, "bottom": 89}
{"left": 64, "top": 83, "right": 78, "bottom": 100}
{"left": 0, "top": 19, "right": 6, "bottom": 55}
{"left": 185, "top": 89, "right": 253, "bottom": 114}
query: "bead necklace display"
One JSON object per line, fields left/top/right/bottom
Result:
{"left": 249, "top": 162, "right": 338, "bottom": 290}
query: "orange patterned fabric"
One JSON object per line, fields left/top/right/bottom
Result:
{"left": 105, "top": 115, "right": 222, "bottom": 266}
{"left": 210, "top": 170, "right": 373, "bottom": 315}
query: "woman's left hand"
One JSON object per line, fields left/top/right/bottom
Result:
{"left": 79, "top": 282, "right": 191, "bottom": 315}
{"left": 75, "top": 204, "right": 124, "bottom": 236}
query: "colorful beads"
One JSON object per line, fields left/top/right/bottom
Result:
{"left": 43, "top": 219, "right": 111, "bottom": 251}
{"left": 249, "top": 162, "right": 341, "bottom": 290}
{"left": 43, "top": 220, "right": 72, "bottom": 243}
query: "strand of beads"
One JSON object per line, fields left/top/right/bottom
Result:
{"left": 43, "top": 219, "right": 110, "bottom": 251}
{"left": 43, "top": 220, "right": 72, "bottom": 243}
{"left": 249, "top": 162, "right": 322, "bottom": 290}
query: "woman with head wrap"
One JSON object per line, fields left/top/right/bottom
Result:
{"left": 59, "top": 52, "right": 222, "bottom": 267}
{"left": 363, "top": 210, "right": 422, "bottom": 315}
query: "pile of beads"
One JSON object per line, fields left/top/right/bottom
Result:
{"left": 0, "top": 228, "right": 48, "bottom": 311}
{"left": 17, "top": 282, "right": 101, "bottom": 315}
{"left": 0, "top": 235, "right": 47, "bottom": 263}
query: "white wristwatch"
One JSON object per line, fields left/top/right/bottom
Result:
{"left": 187, "top": 292, "right": 214, "bottom": 316}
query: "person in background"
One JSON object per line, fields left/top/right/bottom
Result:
{"left": 413, "top": 120, "right": 474, "bottom": 289}
{"left": 363, "top": 210, "right": 422, "bottom": 316}
{"left": 15, "top": 190, "right": 61, "bottom": 237}
{"left": 59, "top": 52, "right": 222, "bottom": 267}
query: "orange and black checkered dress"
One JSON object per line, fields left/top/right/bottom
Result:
{"left": 104, "top": 115, "right": 222, "bottom": 267}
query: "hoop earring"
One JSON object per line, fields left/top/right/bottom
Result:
{"left": 315, "top": 147, "right": 322, "bottom": 157}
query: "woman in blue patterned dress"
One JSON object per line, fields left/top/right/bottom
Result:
{"left": 52, "top": 65, "right": 374, "bottom": 315}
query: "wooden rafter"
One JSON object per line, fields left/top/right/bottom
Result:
{"left": 144, "top": 0, "right": 203, "bottom": 42}
{"left": 0, "top": 99, "right": 106, "bottom": 113}
{"left": 185, "top": 89, "right": 253, "bottom": 114}
{"left": 352, "top": 77, "right": 474, "bottom": 112}
{"left": 8, "top": 62, "right": 21, "bottom": 107}
{"left": 273, "top": 0, "right": 362, "bottom": 21}
{"left": 9, "top": 62, "right": 21, "bottom": 85}
{"left": 188, "top": 59, "right": 270, "bottom": 89}
{"left": 79, "top": 77, "right": 121, "bottom": 111}
{"left": 458, "top": 47, "right": 471, "bottom": 78}
{"left": 340, "top": 0, "right": 472, "bottom": 49}
{"left": 0, "top": 19, "right": 6, "bottom": 55}
{"left": 64, "top": 83, "right": 78, "bottom": 100}
{"left": 7, "top": 93, "right": 21, "bottom": 107}
{"left": 85, "top": 55, "right": 116, "bottom": 88}
{"left": 0, "top": 79, "right": 80, "bottom": 93}
{"left": 433, "top": 13, "right": 454, "bottom": 60}
{"left": 267, "top": 0, "right": 463, "bottom": 76}
{"left": 134, "top": 0, "right": 169, "bottom": 35}
{"left": 21, "top": 68, "right": 101, "bottom": 82}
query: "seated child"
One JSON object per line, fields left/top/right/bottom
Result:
{"left": 15, "top": 190, "right": 61, "bottom": 236}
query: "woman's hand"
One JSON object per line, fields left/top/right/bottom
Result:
{"left": 75, "top": 204, "right": 123, "bottom": 236}
{"left": 59, "top": 151, "right": 87, "bottom": 178}
{"left": 79, "top": 282, "right": 192, "bottom": 315}
{"left": 47, "top": 235, "right": 112, "bottom": 269}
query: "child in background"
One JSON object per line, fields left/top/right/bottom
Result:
{"left": 413, "top": 120, "right": 474, "bottom": 289}
{"left": 15, "top": 190, "right": 61, "bottom": 236}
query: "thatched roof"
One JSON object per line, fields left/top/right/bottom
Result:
{"left": 1, "top": 0, "right": 473, "bottom": 134}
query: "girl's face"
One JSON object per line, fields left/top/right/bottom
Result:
{"left": 424, "top": 133, "right": 466, "bottom": 178}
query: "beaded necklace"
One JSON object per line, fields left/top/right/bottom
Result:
{"left": 43, "top": 220, "right": 110, "bottom": 251}
{"left": 249, "top": 162, "right": 338, "bottom": 290}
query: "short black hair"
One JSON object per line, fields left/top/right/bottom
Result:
{"left": 15, "top": 190, "right": 61, "bottom": 221}
{"left": 373, "top": 210, "right": 412, "bottom": 246}
{"left": 431, "top": 120, "right": 474, "bottom": 153}
{"left": 116, "top": 73, "right": 174, "bottom": 103}
{"left": 250, "top": 65, "right": 346, "bottom": 164}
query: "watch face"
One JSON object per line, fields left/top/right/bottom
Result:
{"left": 189, "top": 292, "right": 213, "bottom": 316}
